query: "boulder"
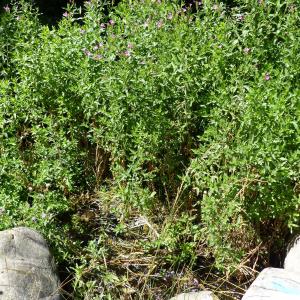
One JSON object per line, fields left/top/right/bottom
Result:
{"left": 242, "top": 267, "right": 300, "bottom": 300}
{"left": 0, "top": 227, "right": 61, "bottom": 299}
{"left": 169, "top": 291, "right": 219, "bottom": 300}
{"left": 284, "top": 236, "right": 300, "bottom": 274}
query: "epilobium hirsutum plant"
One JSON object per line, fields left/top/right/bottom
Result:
{"left": 0, "top": 0, "right": 299, "bottom": 298}
{"left": 189, "top": 0, "right": 300, "bottom": 270}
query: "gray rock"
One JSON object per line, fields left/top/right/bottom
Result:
{"left": 242, "top": 267, "right": 300, "bottom": 300}
{"left": 0, "top": 227, "right": 61, "bottom": 299}
{"left": 169, "top": 291, "right": 219, "bottom": 300}
{"left": 285, "top": 236, "right": 300, "bottom": 274}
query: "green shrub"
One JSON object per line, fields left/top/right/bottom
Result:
{"left": 190, "top": 0, "right": 300, "bottom": 270}
{"left": 0, "top": 0, "right": 299, "bottom": 298}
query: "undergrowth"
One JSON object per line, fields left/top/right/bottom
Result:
{"left": 0, "top": 0, "right": 299, "bottom": 299}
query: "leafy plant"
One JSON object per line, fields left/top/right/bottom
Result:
{"left": 0, "top": 0, "right": 299, "bottom": 298}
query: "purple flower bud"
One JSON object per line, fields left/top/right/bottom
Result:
{"left": 3, "top": 5, "right": 10, "bottom": 12}
{"left": 182, "top": 7, "right": 187, "bottom": 12}
{"left": 264, "top": 73, "right": 270, "bottom": 81}
{"left": 108, "top": 19, "right": 115, "bottom": 26}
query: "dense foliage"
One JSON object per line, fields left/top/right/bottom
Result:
{"left": 0, "top": 0, "right": 299, "bottom": 298}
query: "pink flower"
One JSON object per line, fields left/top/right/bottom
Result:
{"left": 63, "top": 11, "right": 70, "bottom": 18}
{"left": 127, "top": 42, "right": 134, "bottom": 49}
{"left": 108, "top": 19, "right": 115, "bottom": 26}
{"left": 82, "top": 48, "right": 92, "bottom": 57}
{"left": 156, "top": 19, "right": 163, "bottom": 29}
{"left": 237, "top": 14, "right": 245, "bottom": 21}
{"left": 243, "top": 47, "right": 251, "bottom": 54}
{"left": 94, "top": 54, "right": 103, "bottom": 60}
{"left": 3, "top": 5, "right": 10, "bottom": 12}
{"left": 124, "top": 50, "right": 131, "bottom": 57}
{"left": 264, "top": 73, "right": 270, "bottom": 81}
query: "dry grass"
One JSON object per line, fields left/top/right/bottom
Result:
{"left": 56, "top": 190, "right": 259, "bottom": 300}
